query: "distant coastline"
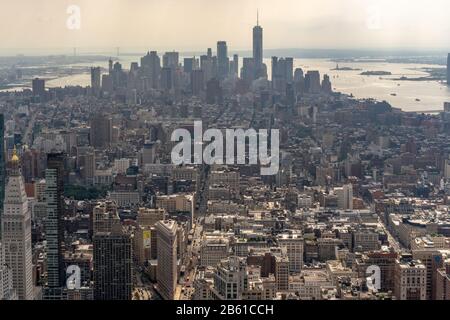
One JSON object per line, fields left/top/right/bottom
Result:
{"left": 331, "top": 64, "right": 362, "bottom": 71}
{"left": 392, "top": 67, "right": 447, "bottom": 82}
{"left": 360, "top": 71, "right": 392, "bottom": 76}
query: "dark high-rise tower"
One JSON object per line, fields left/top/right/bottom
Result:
{"left": 184, "top": 57, "right": 195, "bottom": 74}
{"left": 242, "top": 58, "right": 256, "bottom": 85}
{"left": 93, "top": 232, "right": 132, "bottom": 300}
{"left": 217, "top": 41, "right": 229, "bottom": 79}
{"left": 253, "top": 11, "right": 263, "bottom": 76}
{"left": 90, "top": 114, "right": 113, "bottom": 148}
{"left": 163, "top": 51, "right": 179, "bottom": 69}
{"left": 0, "top": 114, "right": 5, "bottom": 238}
{"left": 141, "top": 51, "right": 161, "bottom": 89}
{"left": 191, "top": 69, "right": 205, "bottom": 95}
{"left": 92, "top": 204, "right": 131, "bottom": 300}
{"left": 90, "top": 67, "right": 101, "bottom": 93}
{"left": 108, "top": 58, "right": 113, "bottom": 74}
{"left": 45, "top": 153, "right": 65, "bottom": 289}
{"left": 32, "top": 78, "right": 45, "bottom": 97}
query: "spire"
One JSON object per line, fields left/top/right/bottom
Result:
{"left": 257, "top": 9, "right": 259, "bottom": 26}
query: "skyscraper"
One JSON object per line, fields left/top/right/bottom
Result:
{"left": 271, "top": 56, "right": 279, "bottom": 81}
{"left": 206, "top": 78, "right": 223, "bottom": 105}
{"left": 45, "top": 153, "right": 65, "bottom": 289}
{"left": 93, "top": 231, "right": 132, "bottom": 300}
{"left": 271, "top": 57, "right": 293, "bottom": 83}
{"left": 32, "top": 78, "right": 45, "bottom": 97}
{"left": 285, "top": 57, "right": 294, "bottom": 83}
{"left": 156, "top": 220, "right": 178, "bottom": 300}
{"left": 112, "top": 62, "right": 125, "bottom": 89}
{"left": 232, "top": 54, "right": 239, "bottom": 76}
{"left": 1, "top": 148, "right": 34, "bottom": 300}
{"left": 90, "top": 67, "right": 101, "bottom": 94}
{"left": 160, "top": 67, "right": 173, "bottom": 91}
{"left": 90, "top": 114, "right": 113, "bottom": 148}
{"left": 272, "top": 57, "right": 292, "bottom": 92}
{"left": 217, "top": 41, "right": 229, "bottom": 79}
{"left": 101, "top": 74, "right": 113, "bottom": 94}
{"left": 184, "top": 57, "right": 195, "bottom": 74}
{"left": 191, "top": 69, "right": 205, "bottom": 95}
{"left": 79, "top": 149, "right": 95, "bottom": 185}
{"left": 253, "top": 12, "right": 263, "bottom": 77}
{"left": 305, "top": 70, "right": 322, "bottom": 94}
{"left": 241, "top": 58, "right": 255, "bottom": 85}
{"left": 163, "top": 51, "right": 179, "bottom": 69}
{"left": 322, "top": 74, "right": 332, "bottom": 94}
{"left": 141, "top": 51, "right": 161, "bottom": 89}
{"left": 0, "top": 114, "right": 5, "bottom": 238}
{"left": 92, "top": 200, "right": 131, "bottom": 300}
{"left": 200, "top": 51, "right": 215, "bottom": 82}
{"left": 108, "top": 58, "right": 113, "bottom": 74}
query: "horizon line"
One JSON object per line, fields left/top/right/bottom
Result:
{"left": 0, "top": 46, "right": 449, "bottom": 57}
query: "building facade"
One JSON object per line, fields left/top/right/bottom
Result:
{"left": 1, "top": 149, "right": 34, "bottom": 300}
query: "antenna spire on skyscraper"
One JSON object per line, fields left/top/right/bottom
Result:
{"left": 257, "top": 9, "right": 259, "bottom": 26}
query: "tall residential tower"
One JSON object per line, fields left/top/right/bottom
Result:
{"left": 45, "top": 153, "right": 65, "bottom": 289}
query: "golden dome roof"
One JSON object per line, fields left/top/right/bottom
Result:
{"left": 11, "top": 146, "right": 19, "bottom": 162}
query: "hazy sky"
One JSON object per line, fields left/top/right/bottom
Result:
{"left": 1, "top": 0, "right": 450, "bottom": 53}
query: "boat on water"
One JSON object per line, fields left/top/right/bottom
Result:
{"left": 415, "top": 98, "right": 421, "bottom": 102}
{"left": 390, "top": 93, "right": 397, "bottom": 96}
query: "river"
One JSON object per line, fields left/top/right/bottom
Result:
{"left": 3, "top": 56, "right": 450, "bottom": 112}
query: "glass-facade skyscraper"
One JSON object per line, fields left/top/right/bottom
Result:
{"left": 253, "top": 20, "right": 263, "bottom": 73}
{"left": 45, "top": 153, "right": 65, "bottom": 289}
{"left": 217, "top": 41, "right": 229, "bottom": 79}
{"left": 252, "top": 12, "right": 267, "bottom": 80}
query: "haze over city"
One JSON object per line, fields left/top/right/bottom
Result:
{"left": 1, "top": 0, "right": 450, "bottom": 308}
{"left": 1, "top": 0, "right": 450, "bottom": 53}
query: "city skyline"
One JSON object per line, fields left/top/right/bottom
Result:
{"left": 1, "top": 0, "right": 450, "bottom": 305}
{"left": 1, "top": 0, "right": 450, "bottom": 54}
